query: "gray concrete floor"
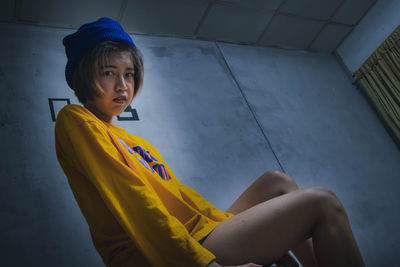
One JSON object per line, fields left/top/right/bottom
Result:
{"left": 1, "top": 22, "right": 399, "bottom": 266}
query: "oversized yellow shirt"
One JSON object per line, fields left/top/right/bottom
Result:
{"left": 55, "top": 104, "right": 234, "bottom": 267}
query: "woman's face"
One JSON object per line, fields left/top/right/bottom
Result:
{"left": 85, "top": 51, "right": 135, "bottom": 123}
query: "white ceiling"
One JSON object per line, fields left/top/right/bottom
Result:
{"left": 1, "top": 0, "right": 377, "bottom": 53}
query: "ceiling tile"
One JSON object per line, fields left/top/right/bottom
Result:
{"left": 198, "top": 2, "right": 274, "bottom": 43}
{"left": 0, "top": 0, "right": 15, "bottom": 21}
{"left": 215, "top": 0, "right": 284, "bottom": 10}
{"left": 20, "top": 0, "right": 123, "bottom": 28}
{"left": 279, "top": 0, "right": 342, "bottom": 20}
{"left": 260, "top": 15, "right": 324, "bottom": 50}
{"left": 332, "top": 0, "right": 376, "bottom": 25}
{"left": 121, "top": 0, "right": 208, "bottom": 36}
{"left": 310, "top": 24, "right": 352, "bottom": 52}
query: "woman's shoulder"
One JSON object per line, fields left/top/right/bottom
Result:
{"left": 56, "top": 104, "right": 101, "bottom": 128}
{"left": 57, "top": 104, "right": 93, "bottom": 123}
{"left": 55, "top": 104, "right": 104, "bottom": 138}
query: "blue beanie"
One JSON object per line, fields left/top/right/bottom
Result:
{"left": 63, "top": 17, "right": 136, "bottom": 89}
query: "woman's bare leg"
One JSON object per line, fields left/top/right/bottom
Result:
{"left": 202, "top": 186, "right": 365, "bottom": 267}
{"left": 225, "top": 170, "right": 317, "bottom": 266}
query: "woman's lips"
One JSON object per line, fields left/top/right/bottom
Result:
{"left": 113, "top": 96, "right": 127, "bottom": 104}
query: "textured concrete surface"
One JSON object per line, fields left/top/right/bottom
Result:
{"left": 1, "top": 22, "right": 399, "bottom": 266}
{"left": 337, "top": 0, "right": 400, "bottom": 72}
{"left": 1, "top": 0, "right": 377, "bottom": 54}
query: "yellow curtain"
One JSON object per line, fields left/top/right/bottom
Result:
{"left": 354, "top": 25, "right": 400, "bottom": 147}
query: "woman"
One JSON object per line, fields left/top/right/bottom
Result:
{"left": 55, "top": 17, "right": 365, "bottom": 267}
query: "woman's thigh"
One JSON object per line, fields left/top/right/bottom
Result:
{"left": 202, "top": 187, "right": 327, "bottom": 265}
{"left": 226, "top": 170, "right": 298, "bottom": 215}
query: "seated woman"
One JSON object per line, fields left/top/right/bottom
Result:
{"left": 55, "top": 17, "right": 365, "bottom": 267}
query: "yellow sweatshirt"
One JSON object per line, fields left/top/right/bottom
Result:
{"left": 55, "top": 104, "right": 234, "bottom": 267}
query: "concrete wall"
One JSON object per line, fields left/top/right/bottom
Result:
{"left": 337, "top": 0, "right": 400, "bottom": 73}
{"left": 1, "top": 22, "right": 400, "bottom": 266}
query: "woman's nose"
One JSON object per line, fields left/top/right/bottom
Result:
{"left": 115, "top": 75, "right": 128, "bottom": 90}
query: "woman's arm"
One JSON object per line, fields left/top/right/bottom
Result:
{"left": 206, "top": 260, "right": 263, "bottom": 267}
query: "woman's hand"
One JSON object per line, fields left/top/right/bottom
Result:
{"left": 235, "top": 264, "right": 263, "bottom": 267}
{"left": 206, "top": 260, "right": 263, "bottom": 267}
{"left": 275, "top": 253, "right": 299, "bottom": 267}
{"left": 206, "top": 253, "right": 299, "bottom": 267}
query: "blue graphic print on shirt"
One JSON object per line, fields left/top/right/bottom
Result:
{"left": 133, "top": 146, "right": 171, "bottom": 181}
{"left": 117, "top": 138, "right": 171, "bottom": 181}
{"left": 133, "top": 146, "right": 158, "bottom": 163}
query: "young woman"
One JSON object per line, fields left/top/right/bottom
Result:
{"left": 55, "top": 17, "right": 365, "bottom": 267}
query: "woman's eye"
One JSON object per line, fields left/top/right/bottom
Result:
{"left": 125, "top": 72, "right": 135, "bottom": 78}
{"left": 103, "top": 71, "right": 113, "bottom": 76}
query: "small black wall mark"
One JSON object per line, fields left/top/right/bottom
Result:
{"left": 117, "top": 105, "right": 139, "bottom": 121}
{"left": 49, "top": 98, "right": 71, "bottom": 122}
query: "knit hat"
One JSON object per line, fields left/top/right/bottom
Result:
{"left": 63, "top": 17, "right": 136, "bottom": 88}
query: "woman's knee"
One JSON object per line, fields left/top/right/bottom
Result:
{"left": 259, "top": 170, "right": 299, "bottom": 195}
{"left": 303, "top": 186, "right": 346, "bottom": 219}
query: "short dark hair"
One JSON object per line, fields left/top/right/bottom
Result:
{"left": 71, "top": 40, "right": 144, "bottom": 104}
